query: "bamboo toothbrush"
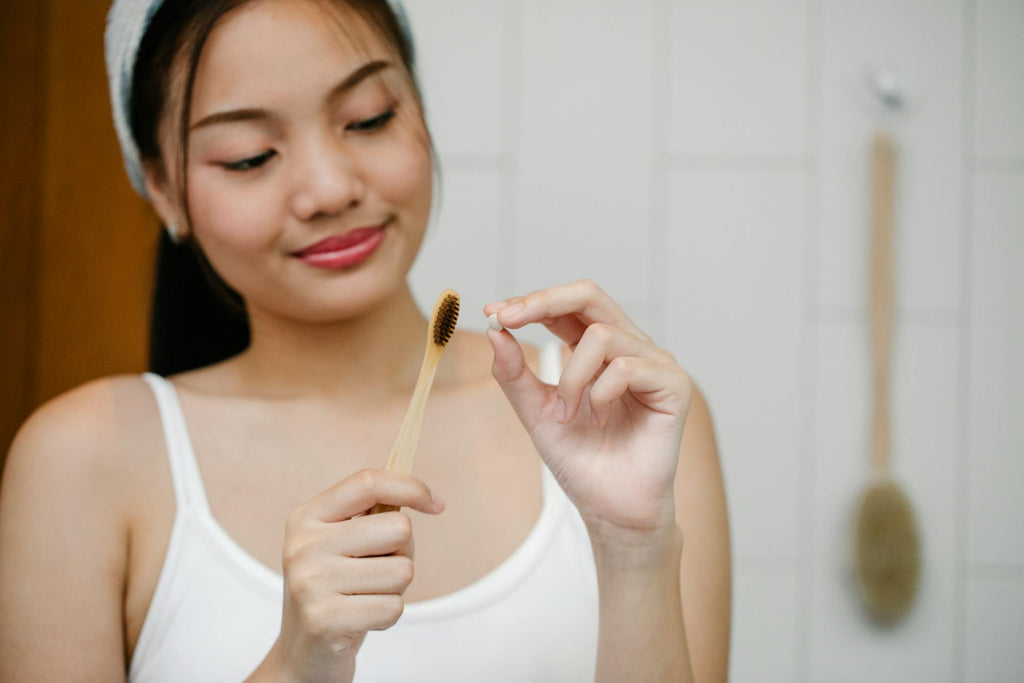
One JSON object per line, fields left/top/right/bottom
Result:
{"left": 853, "top": 131, "right": 921, "bottom": 623}
{"left": 370, "top": 289, "right": 460, "bottom": 514}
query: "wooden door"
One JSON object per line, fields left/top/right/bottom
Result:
{"left": 1, "top": 0, "right": 157, "bottom": 470}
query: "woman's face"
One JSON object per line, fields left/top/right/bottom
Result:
{"left": 158, "top": 0, "right": 433, "bottom": 323}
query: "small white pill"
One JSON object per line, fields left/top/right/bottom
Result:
{"left": 487, "top": 313, "right": 504, "bottom": 331}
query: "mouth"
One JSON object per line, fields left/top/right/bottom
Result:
{"left": 292, "top": 223, "right": 388, "bottom": 270}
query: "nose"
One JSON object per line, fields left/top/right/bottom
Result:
{"left": 289, "top": 132, "right": 366, "bottom": 221}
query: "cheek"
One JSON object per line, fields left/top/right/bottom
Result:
{"left": 187, "top": 174, "right": 281, "bottom": 252}
{"left": 365, "top": 135, "right": 433, "bottom": 209}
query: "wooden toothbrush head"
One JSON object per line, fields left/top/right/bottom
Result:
{"left": 431, "top": 289, "right": 460, "bottom": 347}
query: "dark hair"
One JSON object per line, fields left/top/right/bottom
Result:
{"left": 130, "top": 0, "right": 425, "bottom": 376}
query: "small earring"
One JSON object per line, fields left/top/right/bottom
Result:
{"left": 166, "top": 223, "right": 184, "bottom": 244}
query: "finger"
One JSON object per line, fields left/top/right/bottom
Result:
{"left": 486, "top": 327, "right": 558, "bottom": 430}
{"left": 484, "top": 298, "right": 588, "bottom": 347}
{"left": 305, "top": 469, "right": 444, "bottom": 524}
{"left": 490, "top": 280, "right": 649, "bottom": 342}
{"left": 485, "top": 300, "right": 589, "bottom": 349}
{"left": 325, "top": 593, "right": 407, "bottom": 632}
{"left": 588, "top": 356, "right": 693, "bottom": 427}
{"left": 331, "top": 555, "right": 416, "bottom": 595}
{"left": 558, "top": 323, "right": 672, "bottom": 422}
{"left": 327, "top": 510, "right": 415, "bottom": 558}
{"left": 482, "top": 297, "right": 522, "bottom": 316}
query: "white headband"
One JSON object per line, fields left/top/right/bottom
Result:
{"left": 105, "top": 0, "right": 415, "bottom": 199}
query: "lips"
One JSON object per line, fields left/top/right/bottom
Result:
{"left": 291, "top": 223, "right": 388, "bottom": 270}
{"left": 293, "top": 226, "right": 385, "bottom": 256}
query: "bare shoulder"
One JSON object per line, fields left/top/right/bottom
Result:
{"left": 4, "top": 374, "right": 160, "bottom": 491}
{"left": 0, "top": 374, "right": 160, "bottom": 677}
{"left": 1, "top": 373, "right": 166, "bottom": 550}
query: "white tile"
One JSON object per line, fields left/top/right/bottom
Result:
{"left": 973, "top": 0, "right": 1024, "bottom": 158}
{"left": 966, "top": 173, "right": 1024, "bottom": 565}
{"left": 964, "top": 578, "right": 1024, "bottom": 682}
{"left": 807, "top": 322, "right": 959, "bottom": 682}
{"left": 402, "top": 0, "right": 505, "bottom": 157}
{"left": 665, "top": 168, "right": 805, "bottom": 562}
{"left": 669, "top": 0, "right": 809, "bottom": 158}
{"left": 514, "top": 0, "right": 655, "bottom": 303}
{"left": 730, "top": 572, "right": 800, "bottom": 683}
{"left": 408, "top": 170, "right": 503, "bottom": 334}
{"left": 816, "top": 0, "right": 965, "bottom": 312}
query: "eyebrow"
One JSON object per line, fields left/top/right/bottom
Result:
{"left": 189, "top": 59, "right": 394, "bottom": 132}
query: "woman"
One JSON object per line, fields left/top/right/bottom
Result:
{"left": 0, "top": 0, "right": 730, "bottom": 680}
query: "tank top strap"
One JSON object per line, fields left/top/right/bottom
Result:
{"left": 141, "top": 372, "right": 213, "bottom": 516}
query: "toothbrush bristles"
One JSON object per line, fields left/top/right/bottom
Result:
{"left": 433, "top": 293, "right": 460, "bottom": 346}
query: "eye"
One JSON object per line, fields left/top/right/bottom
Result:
{"left": 346, "top": 109, "right": 395, "bottom": 133}
{"left": 221, "top": 150, "right": 276, "bottom": 172}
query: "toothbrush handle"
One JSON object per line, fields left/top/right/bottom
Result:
{"left": 369, "top": 344, "right": 443, "bottom": 515}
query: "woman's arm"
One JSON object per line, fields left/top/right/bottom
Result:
{"left": 485, "top": 280, "right": 731, "bottom": 682}
{"left": 588, "top": 387, "right": 730, "bottom": 683}
{"left": 675, "top": 388, "right": 731, "bottom": 682}
{"left": 0, "top": 381, "right": 130, "bottom": 679}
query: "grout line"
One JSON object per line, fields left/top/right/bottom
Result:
{"left": 965, "top": 563, "right": 1024, "bottom": 582}
{"left": 648, "top": 0, "right": 671, "bottom": 345}
{"left": 971, "top": 157, "right": 1024, "bottom": 173}
{"left": 667, "top": 154, "right": 809, "bottom": 171}
{"left": 498, "top": 0, "right": 523, "bottom": 296}
{"left": 954, "top": 1, "right": 977, "bottom": 680}
{"left": 809, "top": 306, "right": 964, "bottom": 326}
{"left": 796, "top": 1, "right": 823, "bottom": 681}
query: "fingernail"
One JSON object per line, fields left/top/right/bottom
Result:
{"left": 486, "top": 313, "right": 504, "bottom": 331}
{"left": 484, "top": 299, "right": 510, "bottom": 311}
{"left": 431, "top": 491, "right": 446, "bottom": 511}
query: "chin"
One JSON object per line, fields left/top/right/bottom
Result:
{"left": 285, "top": 268, "right": 410, "bottom": 324}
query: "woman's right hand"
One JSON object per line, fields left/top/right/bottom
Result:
{"left": 248, "top": 469, "right": 445, "bottom": 683}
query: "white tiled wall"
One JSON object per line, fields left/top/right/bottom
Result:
{"left": 404, "top": 1, "right": 1024, "bottom": 680}
{"left": 967, "top": 172, "right": 1024, "bottom": 570}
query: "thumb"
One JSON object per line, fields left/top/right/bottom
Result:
{"left": 486, "top": 328, "right": 555, "bottom": 430}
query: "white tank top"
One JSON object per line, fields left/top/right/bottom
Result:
{"left": 129, "top": 342, "right": 598, "bottom": 682}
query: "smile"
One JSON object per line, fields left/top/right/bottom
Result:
{"left": 292, "top": 224, "right": 387, "bottom": 270}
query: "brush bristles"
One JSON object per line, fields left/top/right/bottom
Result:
{"left": 433, "top": 293, "right": 459, "bottom": 346}
{"left": 854, "top": 481, "right": 920, "bottom": 623}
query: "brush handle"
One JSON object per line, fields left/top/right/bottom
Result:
{"left": 869, "top": 132, "right": 895, "bottom": 474}
{"left": 369, "top": 344, "right": 445, "bottom": 515}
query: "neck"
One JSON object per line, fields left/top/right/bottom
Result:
{"left": 231, "top": 282, "right": 429, "bottom": 401}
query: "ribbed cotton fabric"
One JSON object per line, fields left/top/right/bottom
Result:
{"left": 129, "top": 342, "right": 598, "bottom": 682}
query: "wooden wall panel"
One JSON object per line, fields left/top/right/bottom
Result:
{"left": 34, "top": 0, "right": 156, "bottom": 407}
{"left": 0, "top": 0, "right": 47, "bottom": 461}
{"left": 2, "top": 0, "right": 156, "bottom": 467}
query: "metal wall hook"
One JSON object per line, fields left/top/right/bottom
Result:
{"left": 867, "top": 66, "right": 905, "bottom": 112}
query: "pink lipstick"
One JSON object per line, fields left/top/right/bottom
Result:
{"left": 293, "top": 225, "right": 386, "bottom": 269}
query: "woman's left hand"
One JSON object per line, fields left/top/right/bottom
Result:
{"left": 484, "top": 280, "right": 694, "bottom": 546}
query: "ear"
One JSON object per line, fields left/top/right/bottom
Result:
{"left": 142, "top": 159, "right": 188, "bottom": 238}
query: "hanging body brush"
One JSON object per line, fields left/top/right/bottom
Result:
{"left": 853, "top": 129, "right": 921, "bottom": 624}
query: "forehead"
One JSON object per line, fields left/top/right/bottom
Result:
{"left": 190, "top": 0, "right": 397, "bottom": 113}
